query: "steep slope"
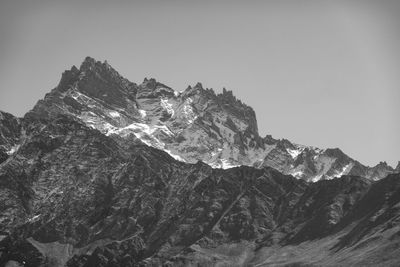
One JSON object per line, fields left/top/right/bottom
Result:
{"left": 0, "top": 113, "right": 301, "bottom": 266}
{"left": 25, "top": 57, "right": 395, "bottom": 182}
{"left": 0, "top": 111, "right": 22, "bottom": 164}
{"left": 0, "top": 55, "right": 399, "bottom": 266}
{"left": 28, "top": 57, "right": 269, "bottom": 168}
{"left": 0, "top": 113, "right": 400, "bottom": 266}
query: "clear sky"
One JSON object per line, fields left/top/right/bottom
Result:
{"left": 0, "top": 0, "right": 399, "bottom": 167}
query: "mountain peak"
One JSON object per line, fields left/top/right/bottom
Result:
{"left": 137, "top": 78, "right": 174, "bottom": 99}
{"left": 57, "top": 65, "right": 80, "bottom": 92}
{"left": 77, "top": 57, "right": 123, "bottom": 81}
{"left": 194, "top": 82, "right": 204, "bottom": 89}
{"left": 79, "top": 56, "right": 98, "bottom": 71}
{"left": 140, "top": 78, "right": 160, "bottom": 89}
{"left": 377, "top": 161, "right": 389, "bottom": 166}
{"left": 221, "top": 87, "right": 234, "bottom": 97}
{"left": 24, "top": 57, "right": 396, "bottom": 183}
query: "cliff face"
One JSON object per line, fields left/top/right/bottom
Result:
{"left": 0, "top": 111, "right": 22, "bottom": 164}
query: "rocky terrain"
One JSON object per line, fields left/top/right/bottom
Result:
{"left": 0, "top": 57, "right": 399, "bottom": 266}
{"left": 26, "top": 57, "right": 396, "bottom": 182}
{"left": 0, "top": 111, "right": 21, "bottom": 164}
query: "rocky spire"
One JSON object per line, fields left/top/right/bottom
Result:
{"left": 56, "top": 65, "right": 80, "bottom": 93}
{"left": 79, "top": 56, "right": 97, "bottom": 71}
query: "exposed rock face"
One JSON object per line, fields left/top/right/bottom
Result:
{"left": 25, "top": 57, "right": 395, "bottom": 182}
{"left": 0, "top": 57, "right": 399, "bottom": 266}
{"left": 0, "top": 111, "right": 21, "bottom": 164}
{"left": 394, "top": 161, "right": 400, "bottom": 173}
{"left": 0, "top": 113, "right": 399, "bottom": 266}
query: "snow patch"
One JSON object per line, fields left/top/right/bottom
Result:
{"left": 138, "top": 109, "right": 147, "bottom": 118}
{"left": 6, "top": 144, "right": 19, "bottom": 155}
{"left": 332, "top": 163, "right": 353, "bottom": 178}
{"left": 220, "top": 159, "right": 239, "bottom": 169}
{"left": 291, "top": 170, "right": 305, "bottom": 179}
{"left": 160, "top": 98, "right": 174, "bottom": 116}
{"left": 287, "top": 148, "right": 303, "bottom": 159}
{"left": 183, "top": 98, "right": 197, "bottom": 124}
{"left": 164, "top": 149, "right": 186, "bottom": 162}
{"left": 105, "top": 121, "right": 187, "bottom": 163}
{"left": 107, "top": 122, "right": 174, "bottom": 138}
{"left": 311, "top": 175, "right": 323, "bottom": 183}
{"left": 109, "top": 111, "right": 120, "bottom": 118}
{"left": 209, "top": 158, "right": 239, "bottom": 169}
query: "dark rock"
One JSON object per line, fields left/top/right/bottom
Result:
{"left": 0, "top": 57, "right": 399, "bottom": 267}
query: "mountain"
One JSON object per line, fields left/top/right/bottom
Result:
{"left": 24, "top": 57, "right": 395, "bottom": 182}
{"left": 1, "top": 57, "right": 400, "bottom": 266}
{"left": 0, "top": 111, "right": 399, "bottom": 266}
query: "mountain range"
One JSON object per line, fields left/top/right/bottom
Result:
{"left": 0, "top": 57, "right": 399, "bottom": 266}
{"left": 3, "top": 56, "right": 396, "bottom": 182}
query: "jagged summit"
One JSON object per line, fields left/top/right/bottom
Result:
{"left": 79, "top": 56, "right": 116, "bottom": 72}
{"left": 140, "top": 77, "right": 170, "bottom": 89}
{"left": 79, "top": 55, "right": 96, "bottom": 70}
{"left": 17, "top": 57, "right": 398, "bottom": 181}
{"left": 137, "top": 77, "right": 175, "bottom": 99}
{"left": 194, "top": 82, "right": 203, "bottom": 89}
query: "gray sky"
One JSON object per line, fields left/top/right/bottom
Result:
{"left": 0, "top": 0, "right": 399, "bottom": 167}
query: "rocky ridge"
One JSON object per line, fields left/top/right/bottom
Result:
{"left": 0, "top": 112, "right": 399, "bottom": 266}
{"left": 23, "top": 57, "right": 396, "bottom": 182}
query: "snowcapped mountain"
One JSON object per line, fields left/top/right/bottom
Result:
{"left": 25, "top": 57, "right": 396, "bottom": 182}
